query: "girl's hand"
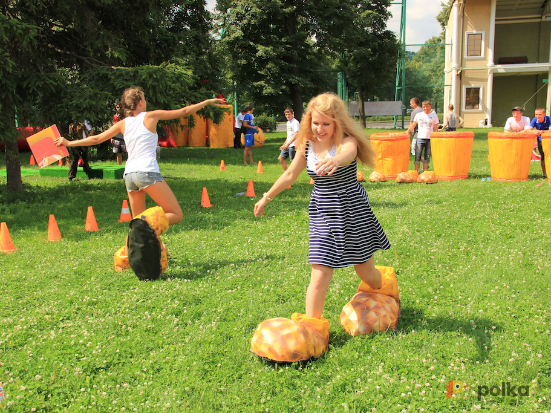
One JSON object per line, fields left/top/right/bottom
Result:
{"left": 315, "top": 157, "right": 340, "bottom": 176}
{"left": 209, "top": 98, "right": 225, "bottom": 106}
{"left": 254, "top": 198, "right": 268, "bottom": 217}
{"left": 55, "top": 137, "right": 69, "bottom": 147}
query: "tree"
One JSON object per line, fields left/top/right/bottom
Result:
{"left": 338, "top": 1, "right": 399, "bottom": 127}
{"left": 1, "top": 0, "right": 224, "bottom": 192}
{"left": 217, "top": 0, "right": 397, "bottom": 120}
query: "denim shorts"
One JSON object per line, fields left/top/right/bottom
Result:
{"left": 124, "top": 172, "right": 163, "bottom": 192}
{"left": 414, "top": 139, "right": 431, "bottom": 164}
{"left": 279, "top": 146, "right": 296, "bottom": 161}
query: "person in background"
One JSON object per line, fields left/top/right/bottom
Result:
{"left": 243, "top": 105, "right": 258, "bottom": 165}
{"left": 278, "top": 107, "right": 299, "bottom": 171}
{"left": 528, "top": 107, "right": 549, "bottom": 179}
{"left": 111, "top": 103, "right": 127, "bottom": 165}
{"left": 234, "top": 107, "right": 246, "bottom": 149}
{"left": 442, "top": 104, "right": 464, "bottom": 131}
{"left": 407, "top": 100, "right": 439, "bottom": 173}
{"left": 504, "top": 106, "right": 531, "bottom": 132}
{"left": 67, "top": 121, "right": 93, "bottom": 181}
{"left": 408, "top": 97, "right": 423, "bottom": 156}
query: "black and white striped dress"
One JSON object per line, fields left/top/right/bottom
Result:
{"left": 306, "top": 142, "right": 391, "bottom": 268}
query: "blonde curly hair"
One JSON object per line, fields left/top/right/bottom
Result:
{"left": 295, "top": 93, "right": 375, "bottom": 167}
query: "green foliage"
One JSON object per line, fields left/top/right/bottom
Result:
{"left": 0, "top": 129, "right": 550, "bottom": 411}
{"left": 254, "top": 114, "right": 277, "bottom": 132}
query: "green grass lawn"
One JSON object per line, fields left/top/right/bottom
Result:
{"left": 0, "top": 128, "right": 550, "bottom": 412}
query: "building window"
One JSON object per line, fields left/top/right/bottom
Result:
{"left": 465, "top": 32, "right": 484, "bottom": 58}
{"left": 464, "top": 86, "right": 483, "bottom": 111}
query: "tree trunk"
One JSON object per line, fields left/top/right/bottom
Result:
{"left": 285, "top": 6, "right": 303, "bottom": 121}
{"left": 358, "top": 87, "right": 366, "bottom": 129}
{"left": 2, "top": 104, "right": 23, "bottom": 192}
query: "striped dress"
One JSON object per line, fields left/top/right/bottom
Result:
{"left": 306, "top": 142, "right": 391, "bottom": 268}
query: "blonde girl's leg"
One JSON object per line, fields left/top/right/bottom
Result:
{"left": 305, "top": 264, "right": 334, "bottom": 319}
{"left": 354, "top": 255, "right": 382, "bottom": 289}
{"left": 144, "top": 180, "right": 183, "bottom": 225}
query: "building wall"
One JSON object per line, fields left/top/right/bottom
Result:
{"left": 495, "top": 22, "right": 551, "bottom": 64}
{"left": 492, "top": 74, "right": 548, "bottom": 127}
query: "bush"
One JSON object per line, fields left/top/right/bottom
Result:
{"left": 254, "top": 114, "right": 277, "bottom": 132}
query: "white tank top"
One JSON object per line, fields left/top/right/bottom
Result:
{"left": 123, "top": 112, "right": 160, "bottom": 175}
{"left": 307, "top": 141, "right": 336, "bottom": 174}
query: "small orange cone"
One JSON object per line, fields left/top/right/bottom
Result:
{"left": 287, "top": 184, "right": 292, "bottom": 189}
{"left": 85, "top": 206, "right": 99, "bottom": 232}
{"left": 47, "top": 214, "right": 62, "bottom": 241}
{"left": 309, "top": 178, "right": 314, "bottom": 184}
{"left": 0, "top": 222, "right": 17, "bottom": 253}
{"left": 246, "top": 179, "right": 256, "bottom": 197}
{"left": 220, "top": 160, "right": 226, "bottom": 171}
{"left": 58, "top": 159, "right": 63, "bottom": 166}
{"left": 117, "top": 200, "right": 132, "bottom": 222}
{"left": 201, "top": 187, "right": 212, "bottom": 208}
{"left": 30, "top": 155, "right": 36, "bottom": 166}
{"left": 256, "top": 161, "right": 264, "bottom": 173}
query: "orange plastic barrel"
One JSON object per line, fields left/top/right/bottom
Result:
{"left": 430, "top": 131, "right": 474, "bottom": 180}
{"left": 540, "top": 132, "right": 551, "bottom": 182}
{"left": 369, "top": 132, "right": 410, "bottom": 179}
{"left": 241, "top": 127, "right": 266, "bottom": 148}
{"left": 487, "top": 132, "right": 534, "bottom": 181}
{"left": 208, "top": 105, "right": 234, "bottom": 148}
{"left": 171, "top": 118, "right": 188, "bottom": 147}
{"left": 188, "top": 115, "right": 207, "bottom": 147}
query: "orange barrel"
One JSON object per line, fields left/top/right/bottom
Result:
{"left": 430, "top": 131, "right": 474, "bottom": 180}
{"left": 540, "top": 132, "right": 551, "bottom": 182}
{"left": 487, "top": 132, "right": 534, "bottom": 181}
{"left": 188, "top": 114, "right": 207, "bottom": 147}
{"left": 369, "top": 132, "right": 410, "bottom": 179}
{"left": 171, "top": 117, "right": 188, "bottom": 147}
{"left": 241, "top": 127, "right": 266, "bottom": 148}
{"left": 208, "top": 105, "right": 234, "bottom": 148}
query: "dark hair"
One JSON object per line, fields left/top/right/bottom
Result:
{"left": 422, "top": 100, "right": 431, "bottom": 106}
{"left": 121, "top": 87, "right": 144, "bottom": 116}
{"left": 410, "top": 97, "right": 420, "bottom": 106}
{"left": 284, "top": 107, "right": 294, "bottom": 113}
{"left": 246, "top": 105, "right": 254, "bottom": 111}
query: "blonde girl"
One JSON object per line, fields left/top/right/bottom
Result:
{"left": 254, "top": 93, "right": 391, "bottom": 319}
{"left": 56, "top": 87, "right": 223, "bottom": 225}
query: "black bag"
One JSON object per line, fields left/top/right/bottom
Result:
{"left": 127, "top": 218, "right": 162, "bottom": 281}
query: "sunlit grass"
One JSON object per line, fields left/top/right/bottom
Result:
{"left": 0, "top": 128, "right": 549, "bottom": 412}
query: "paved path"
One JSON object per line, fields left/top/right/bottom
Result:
{"left": 276, "top": 121, "right": 406, "bottom": 132}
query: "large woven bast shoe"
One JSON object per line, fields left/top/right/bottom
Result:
{"left": 250, "top": 313, "right": 329, "bottom": 362}
{"left": 340, "top": 266, "right": 400, "bottom": 336}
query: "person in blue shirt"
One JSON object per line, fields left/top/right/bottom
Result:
{"left": 242, "top": 105, "right": 258, "bottom": 165}
{"left": 528, "top": 107, "right": 549, "bottom": 179}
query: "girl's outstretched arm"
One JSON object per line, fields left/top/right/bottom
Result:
{"left": 55, "top": 122, "right": 124, "bottom": 148}
{"left": 146, "top": 98, "right": 225, "bottom": 123}
{"left": 314, "top": 137, "right": 358, "bottom": 176}
{"left": 254, "top": 153, "right": 307, "bottom": 217}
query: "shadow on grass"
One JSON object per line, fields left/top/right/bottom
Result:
{"left": 164, "top": 254, "right": 285, "bottom": 281}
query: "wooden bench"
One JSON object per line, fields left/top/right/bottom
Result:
{"left": 498, "top": 56, "right": 528, "bottom": 64}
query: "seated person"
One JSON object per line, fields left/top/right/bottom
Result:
{"left": 504, "top": 106, "right": 530, "bottom": 132}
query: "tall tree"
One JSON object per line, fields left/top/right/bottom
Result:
{"left": 218, "top": 0, "right": 396, "bottom": 120}
{"left": 338, "top": 0, "right": 399, "bottom": 128}
{"left": 1, "top": 0, "right": 223, "bottom": 192}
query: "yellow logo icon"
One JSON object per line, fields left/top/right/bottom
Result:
{"left": 447, "top": 380, "right": 467, "bottom": 399}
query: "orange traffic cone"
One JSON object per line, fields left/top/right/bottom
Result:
{"left": 287, "top": 184, "right": 292, "bottom": 189}
{"left": 58, "top": 159, "right": 63, "bottom": 166}
{"left": 201, "top": 187, "right": 212, "bottom": 208}
{"left": 0, "top": 222, "right": 17, "bottom": 253}
{"left": 256, "top": 161, "right": 264, "bottom": 173}
{"left": 47, "top": 214, "right": 62, "bottom": 241}
{"left": 309, "top": 178, "right": 314, "bottom": 184}
{"left": 246, "top": 179, "right": 256, "bottom": 197}
{"left": 118, "top": 200, "right": 132, "bottom": 222}
{"left": 220, "top": 160, "right": 226, "bottom": 171}
{"left": 85, "top": 206, "right": 99, "bottom": 232}
{"left": 30, "top": 155, "right": 36, "bottom": 166}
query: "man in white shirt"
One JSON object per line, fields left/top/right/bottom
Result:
{"left": 407, "top": 100, "right": 439, "bottom": 173}
{"left": 234, "top": 108, "right": 247, "bottom": 149}
{"left": 278, "top": 108, "right": 299, "bottom": 171}
{"left": 504, "top": 106, "right": 531, "bottom": 132}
